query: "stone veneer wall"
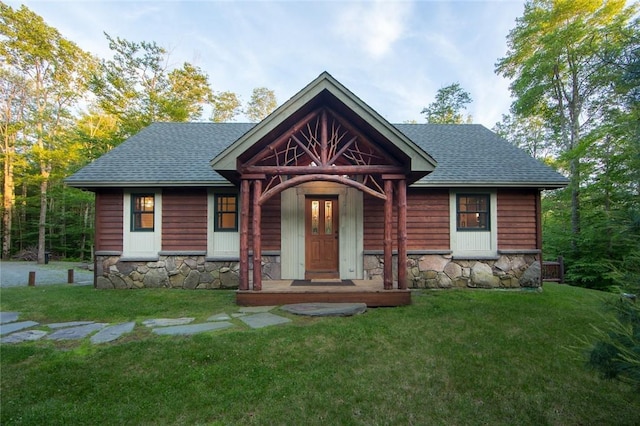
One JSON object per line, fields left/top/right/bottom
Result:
{"left": 95, "top": 255, "right": 282, "bottom": 289}
{"left": 95, "top": 254, "right": 539, "bottom": 290}
{"left": 364, "top": 253, "right": 542, "bottom": 289}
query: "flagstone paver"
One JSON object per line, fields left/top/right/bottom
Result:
{"left": 238, "top": 312, "right": 291, "bottom": 329}
{"left": 47, "top": 323, "right": 107, "bottom": 340}
{"left": 152, "top": 321, "right": 234, "bottom": 335}
{"left": 0, "top": 312, "right": 20, "bottom": 324}
{"left": 238, "top": 306, "right": 276, "bottom": 313}
{"left": 0, "top": 306, "right": 304, "bottom": 344}
{"left": 0, "top": 320, "right": 39, "bottom": 335}
{"left": 90, "top": 322, "right": 136, "bottom": 344}
{"left": 1, "top": 329, "right": 48, "bottom": 343}
{"left": 207, "top": 313, "right": 231, "bottom": 321}
{"left": 280, "top": 302, "right": 367, "bottom": 317}
{"left": 48, "top": 321, "right": 95, "bottom": 329}
{"left": 142, "top": 317, "right": 195, "bottom": 327}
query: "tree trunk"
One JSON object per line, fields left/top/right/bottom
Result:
{"left": 37, "top": 178, "right": 48, "bottom": 264}
{"left": 2, "top": 146, "right": 14, "bottom": 259}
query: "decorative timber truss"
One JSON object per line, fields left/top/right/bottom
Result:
{"left": 241, "top": 107, "right": 407, "bottom": 203}
{"left": 237, "top": 107, "right": 413, "bottom": 293}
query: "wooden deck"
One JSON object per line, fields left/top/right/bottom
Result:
{"left": 236, "top": 279, "right": 411, "bottom": 307}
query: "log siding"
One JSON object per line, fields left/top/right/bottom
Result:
{"left": 363, "top": 189, "right": 450, "bottom": 251}
{"left": 162, "top": 189, "right": 208, "bottom": 251}
{"left": 95, "top": 189, "right": 123, "bottom": 252}
{"left": 497, "top": 189, "right": 539, "bottom": 249}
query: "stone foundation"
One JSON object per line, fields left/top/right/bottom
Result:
{"left": 363, "top": 253, "right": 542, "bottom": 289}
{"left": 95, "top": 254, "right": 283, "bottom": 290}
{"left": 95, "top": 253, "right": 540, "bottom": 290}
{"left": 95, "top": 255, "right": 240, "bottom": 289}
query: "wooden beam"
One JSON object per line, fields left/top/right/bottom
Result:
{"left": 243, "top": 164, "right": 405, "bottom": 175}
{"left": 259, "top": 174, "right": 387, "bottom": 205}
{"left": 243, "top": 107, "right": 322, "bottom": 167}
{"left": 327, "top": 135, "right": 357, "bottom": 165}
{"left": 381, "top": 174, "right": 408, "bottom": 180}
{"left": 252, "top": 180, "right": 262, "bottom": 291}
{"left": 239, "top": 173, "right": 266, "bottom": 180}
{"left": 397, "top": 179, "right": 407, "bottom": 290}
{"left": 291, "top": 133, "right": 321, "bottom": 165}
{"left": 325, "top": 106, "right": 404, "bottom": 166}
{"left": 239, "top": 179, "right": 250, "bottom": 290}
{"left": 321, "top": 110, "right": 328, "bottom": 166}
{"left": 384, "top": 179, "right": 393, "bottom": 290}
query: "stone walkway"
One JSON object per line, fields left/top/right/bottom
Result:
{"left": 0, "top": 305, "right": 290, "bottom": 344}
{"left": 0, "top": 303, "right": 367, "bottom": 345}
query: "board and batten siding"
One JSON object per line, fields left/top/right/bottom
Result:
{"left": 162, "top": 189, "right": 207, "bottom": 251}
{"left": 363, "top": 189, "right": 450, "bottom": 251}
{"left": 497, "top": 189, "right": 540, "bottom": 250}
{"left": 280, "top": 183, "right": 363, "bottom": 280}
{"left": 95, "top": 189, "right": 123, "bottom": 252}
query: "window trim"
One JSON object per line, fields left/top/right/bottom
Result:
{"left": 131, "top": 193, "right": 155, "bottom": 232}
{"left": 449, "top": 190, "right": 498, "bottom": 257}
{"left": 456, "top": 193, "right": 490, "bottom": 231}
{"left": 214, "top": 194, "right": 239, "bottom": 232}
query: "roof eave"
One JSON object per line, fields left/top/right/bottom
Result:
{"left": 411, "top": 181, "right": 569, "bottom": 190}
{"left": 65, "top": 180, "right": 234, "bottom": 190}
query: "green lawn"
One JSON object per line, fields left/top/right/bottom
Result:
{"left": 1, "top": 284, "right": 638, "bottom": 425}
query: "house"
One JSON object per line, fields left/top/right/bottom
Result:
{"left": 66, "top": 72, "right": 568, "bottom": 306}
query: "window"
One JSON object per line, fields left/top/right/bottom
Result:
{"left": 214, "top": 194, "right": 238, "bottom": 231}
{"left": 457, "top": 194, "right": 490, "bottom": 230}
{"left": 131, "top": 194, "right": 155, "bottom": 231}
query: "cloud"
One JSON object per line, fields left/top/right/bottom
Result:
{"left": 334, "top": 0, "right": 412, "bottom": 59}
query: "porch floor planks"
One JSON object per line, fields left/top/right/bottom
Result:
{"left": 236, "top": 279, "right": 411, "bottom": 307}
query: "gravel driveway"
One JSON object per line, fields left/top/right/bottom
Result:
{"left": 0, "top": 261, "right": 94, "bottom": 287}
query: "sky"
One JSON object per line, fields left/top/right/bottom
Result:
{"left": 10, "top": 0, "right": 526, "bottom": 128}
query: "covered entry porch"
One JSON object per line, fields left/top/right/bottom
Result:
{"left": 209, "top": 73, "right": 436, "bottom": 306}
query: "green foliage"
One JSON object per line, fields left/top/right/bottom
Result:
{"left": 498, "top": 1, "right": 639, "bottom": 291}
{"left": 0, "top": 3, "right": 96, "bottom": 262}
{"left": 588, "top": 297, "right": 640, "bottom": 390}
{"left": 494, "top": 113, "right": 556, "bottom": 160}
{"left": 91, "top": 33, "right": 214, "bottom": 138}
{"left": 245, "top": 87, "right": 277, "bottom": 122}
{"left": 421, "top": 82, "right": 472, "bottom": 124}
{"left": 211, "top": 90, "right": 242, "bottom": 122}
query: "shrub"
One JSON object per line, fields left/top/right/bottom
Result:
{"left": 587, "top": 295, "right": 640, "bottom": 389}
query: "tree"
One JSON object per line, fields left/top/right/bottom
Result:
{"left": 91, "top": 34, "right": 215, "bottom": 138}
{"left": 245, "top": 87, "right": 277, "bottom": 122}
{"left": 1, "top": 3, "right": 96, "bottom": 263}
{"left": 211, "top": 91, "right": 242, "bottom": 122}
{"left": 494, "top": 113, "right": 556, "bottom": 160}
{"left": 496, "top": 0, "right": 637, "bottom": 288}
{"left": 421, "top": 83, "right": 472, "bottom": 124}
{"left": 0, "top": 68, "right": 29, "bottom": 259}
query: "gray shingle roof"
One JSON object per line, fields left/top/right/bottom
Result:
{"left": 396, "top": 124, "right": 568, "bottom": 187}
{"left": 66, "top": 122, "right": 568, "bottom": 189}
{"left": 66, "top": 122, "right": 254, "bottom": 187}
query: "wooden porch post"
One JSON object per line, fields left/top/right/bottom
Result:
{"left": 383, "top": 179, "right": 393, "bottom": 290}
{"left": 239, "top": 179, "right": 250, "bottom": 290}
{"left": 397, "top": 179, "right": 407, "bottom": 290}
{"left": 252, "top": 179, "right": 262, "bottom": 291}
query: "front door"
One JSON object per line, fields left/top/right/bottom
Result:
{"left": 305, "top": 196, "right": 339, "bottom": 279}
